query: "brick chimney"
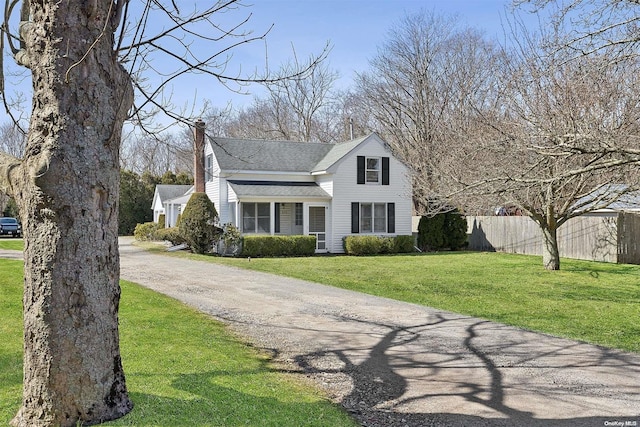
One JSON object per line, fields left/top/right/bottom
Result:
{"left": 193, "top": 119, "right": 206, "bottom": 193}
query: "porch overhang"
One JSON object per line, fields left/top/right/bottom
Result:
{"left": 228, "top": 180, "right": 331, "bottom": 200}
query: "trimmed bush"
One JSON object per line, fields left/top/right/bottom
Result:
{"left": 241, "top": 235, "right": 316, "bottom": 257}
{"left": 343, "top": 235, "right": 382, "bottom": 255}
{"left": 343, "top": 235, "right": 415, "bottom": 255}
{"left": 134, "top": 222, "right": 160, "bottom": 241}
{"left": 394, "top": 235, "right": 416, "bottom": 253}
{"left": 153, "top": 227, "right": 185, "bottom": 246}
{"left": 157, "top": 214, "right": 166, "bottom": 229}
{"left": 444, "top": 210, "right": 468, "bottom": 250}
{"left": 417, "top": 208, "right": 467, "bottom": 251}
{"left": 178, "top": 193, "right": 220, "bottom": 254}
{"left": 417, "top": 215, "right": 445, "bottom": 251}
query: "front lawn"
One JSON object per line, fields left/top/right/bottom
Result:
{"left": 0, "top": 259, "right": 355, "bottom": 426}
{"left": 144, "top": 244, "right": 640, "bottom": 353}
{"left": 0, "top": 239, "right": 23, "bottom": 251}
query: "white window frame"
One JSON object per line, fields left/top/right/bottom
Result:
{"left": 359, "top": 202, "right": 387, "bottom": 233}
{"left": 242, "top": 202, "right": 271, "bottom": 234}
{"left": 365, "top": 157, "right": 381, "bottom": 184}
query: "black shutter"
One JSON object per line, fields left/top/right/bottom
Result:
{"left": 387, "top": 203, "right": 395, "bottom": 233}
{"left": 351, "top": 202, "right": 360, "bottom": 233}
{"left": 274, "top": 203, "right": 280, "bottom": 233}
{"left": 357, "top": 156, "right": 365, "bottom": 184}
{"left": 382, "top": 157, "right": 390, "bottom": 185}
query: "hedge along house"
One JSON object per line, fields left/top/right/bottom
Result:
{"left": 157, "top": 121, "right": 413, "bottom": 253}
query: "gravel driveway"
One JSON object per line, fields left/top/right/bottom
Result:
{"left": 6, "top": 239, "right": 637, "bottom": 426}
{"left": 116, "top": 238, "right": 640, "bottom": 427}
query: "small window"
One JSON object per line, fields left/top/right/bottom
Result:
{"left": 366, "top": 157, "right": 380, "bottom": 183}
{"left": 205, "top": 154, "right": 214, "bottom": 181}
{"left": 295, "top": 203, "right": 303, "bottom": 226}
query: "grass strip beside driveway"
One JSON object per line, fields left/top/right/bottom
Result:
{"left": 142, "top": 244, "right": 640, "bottom": 353}
{"left": 0, "top": 259, "right": 356, "bottom": 426}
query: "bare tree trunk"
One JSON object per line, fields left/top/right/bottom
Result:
{"left": 8, "top": 1, "right": 134, "bottom": 426}
{"left": 541, "top": 227, "right": 561, "bottom": 271}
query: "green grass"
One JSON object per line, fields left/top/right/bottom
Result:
{"left": 140, "top": 243, "right": 640, "bottom": 353}
{"left": 0, "top": 238, "right": 23, "bottom": 251}
{"left": 0, "top": 260, "right": 355, "bottom": 426}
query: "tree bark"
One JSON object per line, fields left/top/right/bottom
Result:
{"left": 9, "top": 1, "right": 134, "bottom": 426}
{"left": 541, "top": 226, "right": 561, "bottom": 271}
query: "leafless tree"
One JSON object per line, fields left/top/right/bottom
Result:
{"left": 515, "top": 0, "right": 640, "bottom": 58}
{"left": 0, "top": 1, "right": 325, "bottom": 425}
{"left": 444, "top": 19, "right": 640, "bottom": 270}
{"left": 223, "top": 59, "right": 341, "bottom": 142}
{"left": 121, "top": 131, "right": 192, "bottom": 175}
{"left": 0, "top": 121, "right": 26, "bottom": 158}
{"left": 354, "top": 10, "right": 502, "bottom": 214}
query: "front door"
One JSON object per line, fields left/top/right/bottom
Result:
{"left": 308, "top": 206, "right": 326, "bottom": 252}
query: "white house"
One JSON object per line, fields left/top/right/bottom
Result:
{"left": 155, "top": 132, "right": 413, "bottom": 253}
{"left": 151, "top": 184, "right": 192, "bottom": 225}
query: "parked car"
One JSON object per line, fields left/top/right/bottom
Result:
{"left": 0, "top": 217, "right": 22, "bottom": 237}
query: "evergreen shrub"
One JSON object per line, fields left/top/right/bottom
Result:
{"left": 417, "top": 209, "right": 467, "bottom": 251}
{"left": 178, "top": 193, "right": 220, "bottom": 254}
{"left": 343, "top": 235, "right": 415, "bottom": 255}
{"left": 241, "top": 235, "right": 316, "bottom": 257}
{"left": 157, "top": 214, "right": 166, "bottom": 229}
{"left": 134, "top": 222, "right": 160, "bottom": 241}
{"left": 153, "top": 227, "right": 185, "bottom": 246}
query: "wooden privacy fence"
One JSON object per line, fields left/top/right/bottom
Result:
{"left": 466, "top": 213, "right": 640, "bottom": 264}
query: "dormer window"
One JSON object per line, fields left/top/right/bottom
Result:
{"left": 366, "top": 157, "right": 380, "bottom": 183}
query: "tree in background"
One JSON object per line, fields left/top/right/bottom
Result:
{"left": 225, "top": 61, "right": 343, "bottom": 143}
{"left": 119, "top": 170, "right": 155, "bottom": 235}
{"left": 354, "top": 10, "right": 501, "bottom": 214}
{"left": 442, "top": 16, "right": 640, "bottom": 270}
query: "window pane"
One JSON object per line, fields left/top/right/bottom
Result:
{"left": 295, "top": 203, "right": 303, "bottom": 226}
{"left": 374, "top": 203, "right": 386, "bottom": 232}
{"left": 242, "top": 203, "right": 255, "bottom": 232}
{"left": 257, "top": 218, "right": 270, "bottom": 233}
{"left": 257, "top": 203, "right": 270, "bottom": 216}
{"left": 360, "top": 203, "right": 372, "bottom": 233}
{"left": 243, "top": 217, "right": 255, "bottom": 232}
{"left": 366, "top": 157, "right": 380, "bottom": 183}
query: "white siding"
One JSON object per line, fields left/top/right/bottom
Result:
{"left": 205, "top": 142, "right": 224, "bottom": 223}
{"left": 316, "top": 175, "right": 334, "bottom": 197}
{"left": 151, "top": 192, "right": 164, "bottom": 223}
{"left": 206, "top": 134, "right": 412, "bottom": 253}
{"left": 328, "top": 136, "right": 412, "bottom": 253}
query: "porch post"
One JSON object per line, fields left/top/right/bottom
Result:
{"left": 303, "top": 202, "right": 309, "bottom": 235}
{"left": 270, "top": 202, "right": 275, "bottom": 235}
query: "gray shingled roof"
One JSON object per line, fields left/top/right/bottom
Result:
{"left": 156, "top": 185, "right": 192, "bottom": 202}
{"left": 209, "top": 135, "right": 374, "bottom": 173}
{"left": 312, "top": 135, "right": 368, "bottom": 173}
{"left": 228, "top": 180, "right": 331, "bottom": 199}
{"left": 209, "top": 137, "right": 334, "bottom": 172}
